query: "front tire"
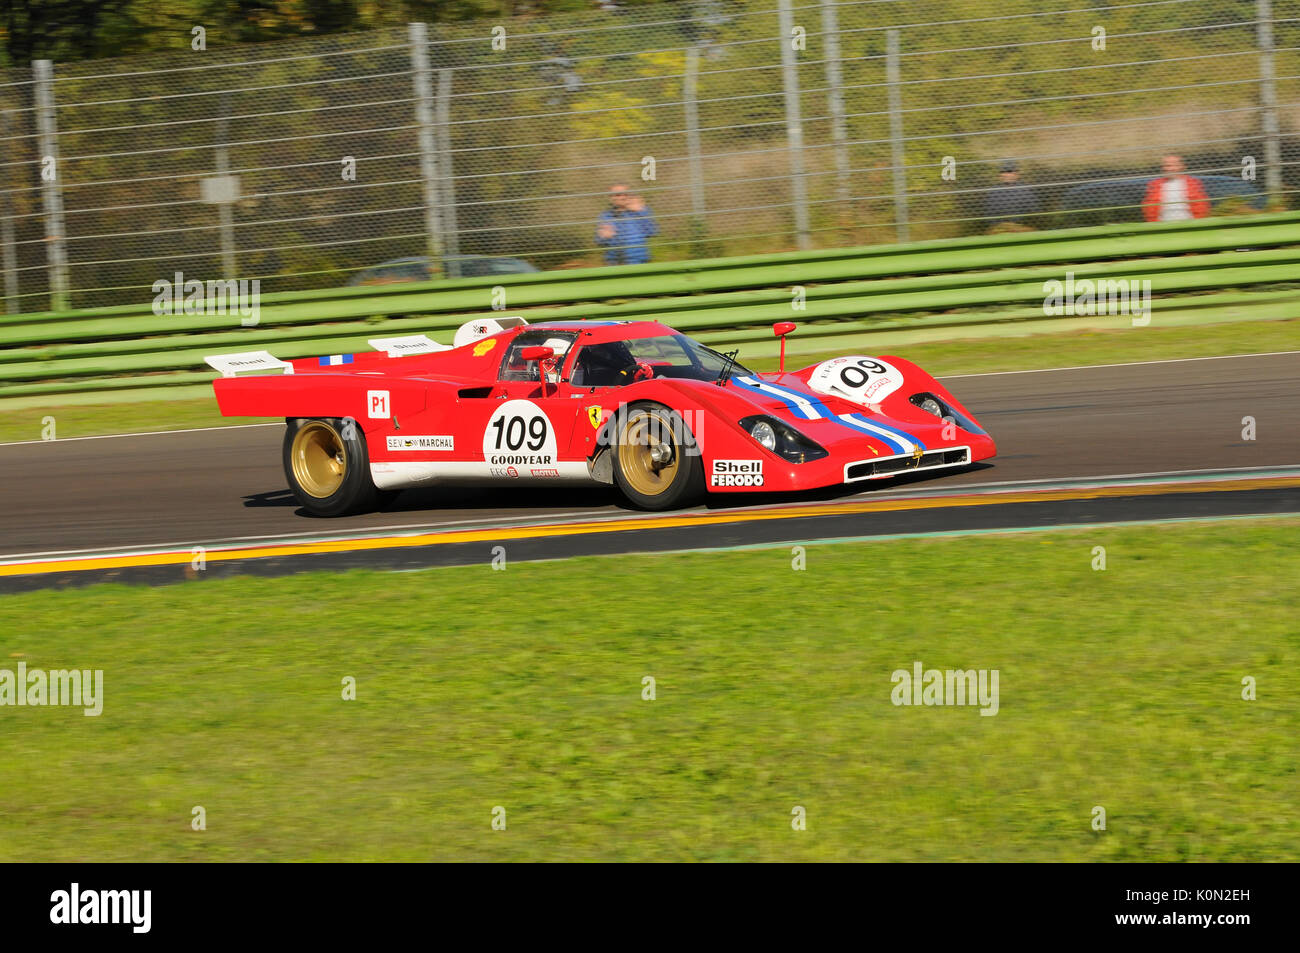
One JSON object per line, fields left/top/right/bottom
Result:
{"left": 283, "top": 417, "right": 389, "bottom": 516}
{"left": 611, "top": 403, "right": 704, "bottom": 510}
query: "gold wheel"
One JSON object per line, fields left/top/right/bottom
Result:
{"left": 290, "top": 420, "right": 348, "bottom": 498}
{"left": 616, "top": 408, "right": 680, "bottom": 498}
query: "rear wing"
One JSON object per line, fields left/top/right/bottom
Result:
{"left": 205, "top": 316, "right": 529, "bottom": 377}
{"left": 204, "top": 351, "right": 294, "bottom": 377}
{"left": 366, "top": 334, "right": 449, "bottom": 357}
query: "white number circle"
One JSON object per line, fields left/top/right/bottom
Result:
{"left": 808, "top": 356, "right": 904, "bottom": 405}
{"left": 483, "top": 400, "right": 558, "bottom": 466}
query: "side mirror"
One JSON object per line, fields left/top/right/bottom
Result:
{"left": 520, "top": 345, "right": 556, "bottom": 396}
{"left": 772, "top": 322, "right": 796, "bottom": 372}
{"left": 520, "top": 346, "right": 554, "bottom": 362}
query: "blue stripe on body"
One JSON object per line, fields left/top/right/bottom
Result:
{"left": 734, "top": 376, "right": 926, "bottom": 453}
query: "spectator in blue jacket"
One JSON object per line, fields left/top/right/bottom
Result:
{"left": 984, "top": 160, "right": 1041, "bottom": 227}
{"left": 595, "top": 184, "right": 658, "bottom": 264}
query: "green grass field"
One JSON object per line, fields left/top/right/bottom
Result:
{"left": 1, "top": 317, "right": 1294, "bottom": 444}
{"left": 1, "top": 518, "right": 1296, "bottom": 861}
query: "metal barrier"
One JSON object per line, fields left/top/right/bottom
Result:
{"left": 1, "top": 211, "right": 1296, "bottom": 399}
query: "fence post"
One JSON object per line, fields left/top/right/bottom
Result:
{"left": 409, "top": 23, "right": 447, "bottom": 276}
{"left": 684, "top": 45, "right": 707, "bottom": 228}
{"left": 213, "top": 90, "right": 238, "bottom": 280}
{"left": 777, "top": 0, "right": 812, "bottom": 250}
{"left": 885, "top": 29, "right": 909, "bottom": 243}
{"left": 32, "top": 60, "right": 70, "bottom": 311}
{"left": 435, "top": 67, "right": 461, "bottom": 273}
{"left": 1256, "top": 0, "right": 1283, "bottom": 196}
{"left": 821, "top": 0, "right": 851, "bottom": 212}
{"left": 0, "top": 109, "right": 20, "bottom": 314}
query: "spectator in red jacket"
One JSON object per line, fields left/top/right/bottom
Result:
{"left": 1142, "top": 155, "right": 1211, "bottom": 222}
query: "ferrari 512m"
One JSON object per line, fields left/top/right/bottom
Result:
{"left": 206, "top": 318, "right": 995, "bottom": 515}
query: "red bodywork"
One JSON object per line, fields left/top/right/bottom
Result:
{"left": 212, "top": 320, "right": 996, "bottom": 494}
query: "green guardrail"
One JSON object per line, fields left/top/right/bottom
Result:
{"left": 2, "top": 212, "right": 1297, "bottom": 401}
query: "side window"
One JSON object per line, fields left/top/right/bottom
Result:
{"left": 626, "top": 336, "right": 686, "bottom": 362}
{"left": 369, "top": 262, "right": 424, "bottom": 283}
{"left": 491, "top": 259, "right": 533, "bottom": 274}
{"left": 571, "top": 341, "right": 635, "bottom": 388}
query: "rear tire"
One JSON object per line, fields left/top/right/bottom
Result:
{"left": 611, "top": 403, "right": 704, "bottom": 510}
{"left": 282, "top": 417, "right": 388, "bottom": 516}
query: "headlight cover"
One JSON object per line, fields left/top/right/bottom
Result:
{"left": 909, "top": 392, "right": 987, "bottom": 435}
{"left": 750, "top": 420, "right": 778, "bottom": 452}
{"left": 739, "top": 415, "right": 829, "bottom": 463}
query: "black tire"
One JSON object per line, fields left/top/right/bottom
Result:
{"left": 282, "top": 417, "right": 389, "bottom": 516}
{"left": 610, "top": 402, "right": 704, "bottom": 510}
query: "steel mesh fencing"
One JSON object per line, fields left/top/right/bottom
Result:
{"left": 0, "top": 0, "right": 1296, "bottom": 314}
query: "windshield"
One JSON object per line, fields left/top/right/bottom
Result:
{"left": 570, "top": 334, "right": 751, "bottom": 387}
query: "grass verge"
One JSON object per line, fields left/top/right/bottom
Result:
{"left": 1, "top": 518, "right": 1296, "bottom": 861}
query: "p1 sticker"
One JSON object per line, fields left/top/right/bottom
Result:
{"left": 808, "top": 356, "right": 904, "bottom": 405}
{"left": 711, "top": 459, "right": 764, "bottom": 487}
{"left": 367, "top": 390, "right": 391, "bottom": 419}
{"left": 473, "top": 338, "right": 497, "bottom": 357}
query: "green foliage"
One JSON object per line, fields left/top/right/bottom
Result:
{"left": 1, "top": 1, "right": 607, "bottom": 65}
{"left": 1, "top": 1, "right": 1293, "bottom": 306}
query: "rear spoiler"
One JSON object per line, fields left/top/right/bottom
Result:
{"left": 204, "top": 351, "right": 294, "bottom": 377}
{"left": 367, "top": 334, "right": 450, "bottom": 357}
{"left": 205, "top": 316, "right": 530, "bottom": 377}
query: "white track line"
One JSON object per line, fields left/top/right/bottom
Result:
{"left": 0, "top": 421, "right": 279, "bottom": 448}
{"left": 0, "top": 507, "right": 621, "bottom": 560}
{"left": 827, "top": 463, "right": 1300, "bottom": 497}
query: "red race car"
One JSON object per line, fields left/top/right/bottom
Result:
{"left": 206, "top": 318, "right": 995, "bottom": 515}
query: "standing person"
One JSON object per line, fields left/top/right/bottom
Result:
{"left": 984, "top": 160, "right": 1041, "bottom": 227}
{"left": 595, "top": 183, "right": 658, "bottom": 265}
{"left": 1142, "top": 155, "right": 1211, "bottom": 222}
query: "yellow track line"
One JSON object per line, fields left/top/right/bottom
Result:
{"left": 3, "top": 474, "right": 1297, "bottom": 578}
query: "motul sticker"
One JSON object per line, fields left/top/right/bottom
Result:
{"left": 711, "top": 459, "right": 764, "bottom": 487}
{"left": 386, "top": 435, "right": 454, "bottom": 451}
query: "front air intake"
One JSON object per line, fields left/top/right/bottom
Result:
{"left": 844, "top": 447, "right": 970, "bottom": 482}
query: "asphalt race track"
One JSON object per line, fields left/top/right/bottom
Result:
{"left": 2, "top": 352, "right": 1298, "bottom": 589}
